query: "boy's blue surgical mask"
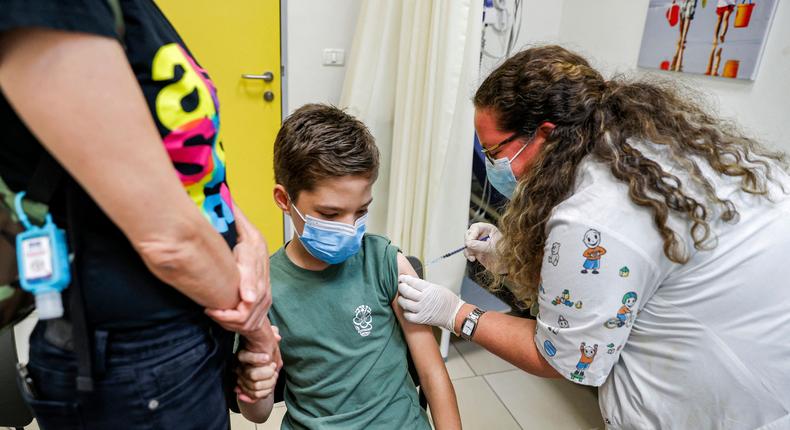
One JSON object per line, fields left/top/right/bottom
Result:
{"left": 484, "top": 141, "right": 529, "bottom": 199}
{"left": 290, "top": 203, "right": 367, "bottom": 265}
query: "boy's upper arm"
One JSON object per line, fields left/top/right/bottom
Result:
{"left": 396, "top": 252, "right": 419, "bottom": 278}
{"left": 392, "top": 253, "right": 436, "bottom": 345}
{"left": 392, "top": 252, "right": 419, "bottom": 326}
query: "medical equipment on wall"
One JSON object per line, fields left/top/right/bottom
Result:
{"left": 481, "top": 0, "right": 523, "bottom": 63}
{"left": 471, "top": 0, "right": 525, "bottom": 225}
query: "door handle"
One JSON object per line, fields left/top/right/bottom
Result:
{"left": 241, "top": 71, "right": 274, "bottom": 82}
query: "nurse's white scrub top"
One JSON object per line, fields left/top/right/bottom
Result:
{"left": 534, "top": 144, "right": 790, "bottom": 430}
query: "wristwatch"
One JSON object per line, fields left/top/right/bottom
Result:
{"left": 459, "top": 307, "right": 486, "bottom": 341}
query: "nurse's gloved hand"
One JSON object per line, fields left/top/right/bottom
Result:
{"left": 464, "top": 222, "right": 505, "bottom": 274}
{"left": 397, "top": 275, "right": 465, "bottom": 333}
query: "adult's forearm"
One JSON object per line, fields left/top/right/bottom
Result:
{"left": 0, "top": 29, "right": 240, "bottom": 310}
{"left": 454, "top": 303, "right": 560, "bottom": 378}
{"left": 135, "top": 223, "right": 240, "bottom": 309}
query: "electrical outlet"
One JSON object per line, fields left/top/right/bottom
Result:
{"left": 322, "top": 49, "right": 345, "bottom": 66}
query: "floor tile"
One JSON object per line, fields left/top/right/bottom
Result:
{"left": 444, "top": 344, "right": 474, "bottom": 380}
{"left": 230, "top": 411, "right": 257, "bottom": 430}
{"left": 452, "top": 376, "right": 521, "bottom": 430}
{"left": 460, "top": 276, "right": 511, "bottom": 313}
{"left": 453, "top": 338, "right": 517, "bottom": 376}
{"left": 14, "top": 312, "right": 38, "bottom": 364}
{"left": 229, "top": 402, "right": 287, "bottom": 430}
{"left": 485, "top": 370, "right": 604, "bottom": 430}
{"left": 257, "top": 403, "right": 287, "bottom": 430}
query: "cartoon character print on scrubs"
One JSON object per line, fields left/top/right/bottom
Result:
{"left": 551, "top": 289, "right": 583, "bottom": 309}
{"left": 604, "top": 292, "right": 638, "bottom": 329}
{"left": 548, "top": 314, "right": 570, "bottom": 335}
{"left": 570, "top": 342, "right": 598, "bottom": 382}
{"left": 151, "top": 43, "right": 235, "bottom": 237}
{"left": 543, "top": 340, "right": 557, "bottom": 357}
{"left": 548, "top": 242, "right": 561, "bottom": 266}
{"left": 581, "top": 229, "right": 606, "bottom": 274}
{"left": 353, "top": 305, "right": 373, "bottom": 337}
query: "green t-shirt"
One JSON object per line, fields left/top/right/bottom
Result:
{"left": 268, "top": 234, "right": 430, "bottom": 430}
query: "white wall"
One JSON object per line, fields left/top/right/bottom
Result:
{"left": 516, "top": 0, "right": 790, "bottom": 153}
{"left": 285, "top": 0, "right": 788, "bottom": 152}
{"left": 518, "top": 0, "right": 565, "bottom": 46}
{"left": 282, "top": 0, "right": 362, "bottom": 239}
{"left": 283, "top": 0, "right": 362, "bottom": 114}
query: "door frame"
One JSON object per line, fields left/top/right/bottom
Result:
{"left": 279, "top": 0, "right": 293, "bottom": 243}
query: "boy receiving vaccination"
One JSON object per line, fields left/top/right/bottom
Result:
{"left": 235, "top": 104, "right": 461, "bottom": 428}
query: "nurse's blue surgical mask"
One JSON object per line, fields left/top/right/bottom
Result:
{"left": 484, "top": 137, "right": 530, "bottom": 199}
{"left": 290, "top": 202, "right": 367, "bottom": 265}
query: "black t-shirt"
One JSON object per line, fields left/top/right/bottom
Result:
{"left": 0, "top": 0, "right": 238, "bottom": 329}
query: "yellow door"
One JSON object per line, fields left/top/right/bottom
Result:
{"left": 155, "top": 0, "right": 284, "bottom": 249}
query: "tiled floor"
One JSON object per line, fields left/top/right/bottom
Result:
{"left": 17, "top": 320, "right": 604, "bottom": 430}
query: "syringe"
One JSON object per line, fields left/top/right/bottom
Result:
{"left": 426, "top": 235, "right": 490, "bottom": 266}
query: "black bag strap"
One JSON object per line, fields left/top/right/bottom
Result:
{"left": 65, "top": 180, "right": 94, "bottom": 392}
{"left": 106, "top": 0, "right": 126, "bottom": 48}
{"left": 23, "top": 153, "right": 95, "bottom": 391}
{"left": 26, "top": 152, "right": 64, "bottom": 205}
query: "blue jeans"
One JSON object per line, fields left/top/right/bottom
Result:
{"left": 21, "top": 317, "right": 233, "bottom": 430}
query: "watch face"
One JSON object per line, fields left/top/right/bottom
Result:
{"left": 462, "top": 320, "right": 474, "bottom": 336}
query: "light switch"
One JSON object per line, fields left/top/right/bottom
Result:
{"left": 322, "top": 48, "right": 345, "bottom": 66}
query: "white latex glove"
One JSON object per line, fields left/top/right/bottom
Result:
{"left": 397, "top": 275, "right": 465, "bottom": 333}
{"left": 463, "top": 222, "right": 503, "bottom": 273}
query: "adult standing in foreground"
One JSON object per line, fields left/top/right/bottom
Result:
{"left": 0, "top": 0, "right": 277, "bottom": 428}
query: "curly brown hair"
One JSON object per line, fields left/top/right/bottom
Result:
{"left": 474, "top": 45, "right": 786, "bottom": 306}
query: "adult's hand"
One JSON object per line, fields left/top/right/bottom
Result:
{"left": 206, "top": 205, "right": 271, "bottom": 335}
{"left": 464, "top": 222, "right": 506, "bottom": 274}
{"left": 397, "top": 275, "right": 465, "bottom": 333}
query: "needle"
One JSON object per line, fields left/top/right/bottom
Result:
{"left": 426, "top": 235, "right": 490, "bottom": 266}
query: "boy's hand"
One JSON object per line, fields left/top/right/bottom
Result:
{"left": 236, "top": 357, "right": 278, "bottom": 403}
{"left": 236, "top": 327, "right": 282, "bottom": 403}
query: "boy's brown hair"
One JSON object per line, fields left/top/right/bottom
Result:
{"left": 274, "top": 104, "right": 379, "bottom": 201}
